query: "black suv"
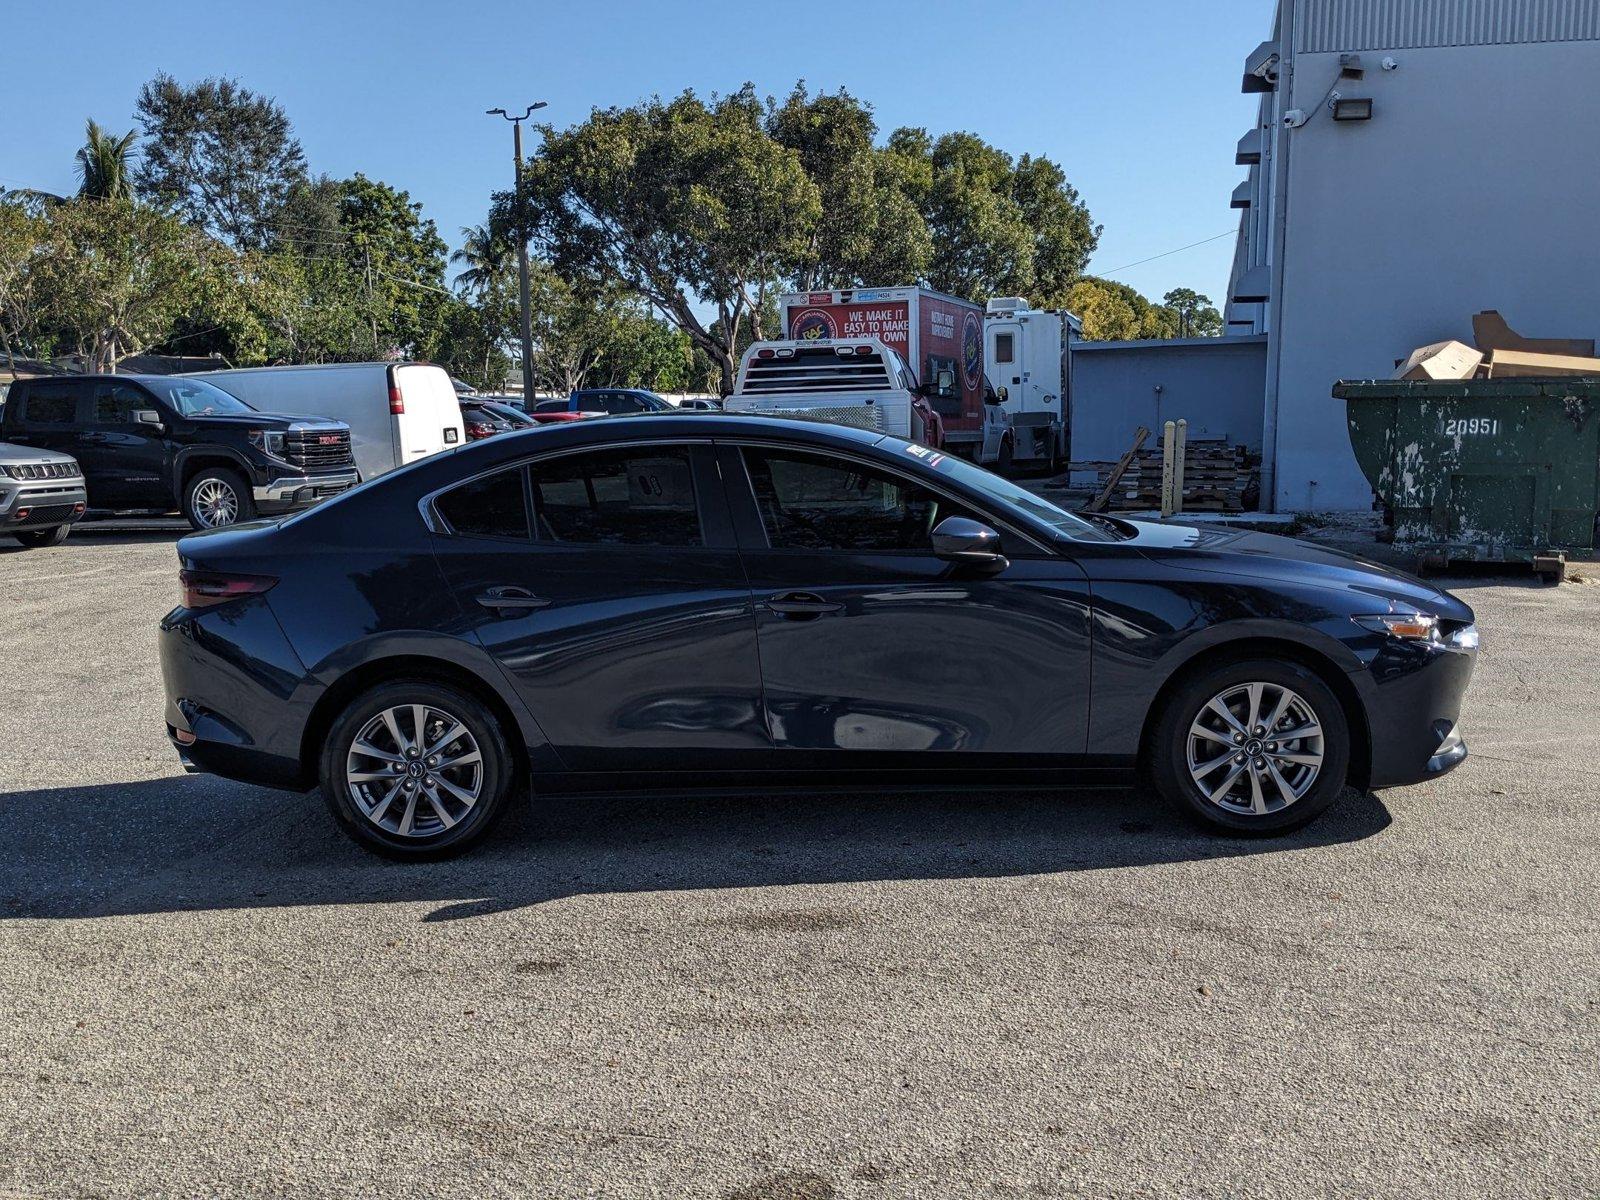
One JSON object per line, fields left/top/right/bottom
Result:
{"left": 1, "top": 374, "right": 358, "bottom": 529}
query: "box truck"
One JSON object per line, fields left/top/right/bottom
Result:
{"left": 979, "top": 298, "right": 1081, "bottom": 472}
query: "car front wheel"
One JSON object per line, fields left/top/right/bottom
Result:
{"left": 319, "top": 681, "right": 513, "bottom": 858}
{"left": 1151, "top": 658, "right": 1350, "bottom": 835}
{"left": 184, "top": 467, "right": 256, "bottom": 530}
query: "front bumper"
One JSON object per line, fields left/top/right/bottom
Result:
{"left": 0, "top": 478, "right": 89, "bottom": 527}
{"left": 1359, "top": 633, "right": 1477, "bottom": 789}
{"left": 254, "top": 468, "right": 360, "bottom": 510}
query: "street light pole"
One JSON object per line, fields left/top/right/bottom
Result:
{"left": 487, "top": 102, "right": 547, "bottom": 401}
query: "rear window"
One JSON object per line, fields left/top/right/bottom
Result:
{"left": 21, "top": 385, "right": 79, "bottom": 424}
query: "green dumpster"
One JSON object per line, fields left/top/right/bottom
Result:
{"left": 1333, "top": 376, "right": 1600, "bottom": 577}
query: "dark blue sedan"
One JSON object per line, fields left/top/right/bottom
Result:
{"left": 160, "top": 416, "right": 1477, "bottom": 856}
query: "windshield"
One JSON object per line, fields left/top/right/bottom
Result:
{"left": 146, "top": 377, "right": 255, "bottom": 417}
{"left": 894, "top": 440, "right": 1108, "bottom": 540}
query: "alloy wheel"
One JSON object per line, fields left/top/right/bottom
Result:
{"left": 1185, "top": 681, "right": 1325, "bottom": 817}
{"left": 193, "top": 478, "right": 240, "bottom": 527}
{"left": 345, "top": 703, "right": 484, "bottom": 838}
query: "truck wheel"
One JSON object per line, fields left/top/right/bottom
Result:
{"left": 183, "top": 468, "right": 256, "bottom": 530}
{"left": 14, "top": 524, "right": 71, "bottom": 548}
{"left": 997, "top": 436, "right": 1014, "bottom": 475}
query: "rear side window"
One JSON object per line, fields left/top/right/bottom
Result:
{"left": 435, "top": 467, "right": 530, "bottom": 540}
{"left": 994, "top": 333, "right": 1015, "bottom": 364}
{"left": 21, "top": 384, "right": 80, "bottom": 424}
{"left": 531, "top": 447, "right": 702, "bottom": 547}
{"left": 600, "top": 393, "right": 643, "bottom": 415}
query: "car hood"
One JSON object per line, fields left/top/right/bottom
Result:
{"left": 1121, "top": 518, "right": 1473, "bottom": 621}
{"left": 0, "top": 440, "right": 77, "bottom": 467}
{"left": 188, "top": 413, "right": 348, "bottom": 433}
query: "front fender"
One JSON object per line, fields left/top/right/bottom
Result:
{"left": 171, "top": 444, "right": 262, "bottom": 502}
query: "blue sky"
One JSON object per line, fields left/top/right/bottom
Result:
{"left": 1, "top": 0, "right": 1266, "bottom": 306}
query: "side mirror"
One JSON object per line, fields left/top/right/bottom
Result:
{"left": 935, "top": 368, "right": 955, "bottom": 393}
{"left": 931, "top": 516, "right": 1009, "bottom": 572}
{"left": 985, "top": 385, "right": 1007, "bottom": 406}
{"left": 134, "top": 409, "right": 164, "bottom": 430}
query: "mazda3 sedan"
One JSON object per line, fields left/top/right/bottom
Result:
{"left": 160, "top": 416, "right": 1477, "bottom": 857}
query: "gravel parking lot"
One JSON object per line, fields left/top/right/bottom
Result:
{"left": 2, "top": 531, "right": 1596, "bottom": 1199}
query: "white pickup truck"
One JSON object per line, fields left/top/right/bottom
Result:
{"left": 724, "top": 338, "right": 946, "bottom": 448}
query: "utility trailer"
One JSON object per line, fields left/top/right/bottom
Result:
{"left": 779, "top": 287, "right": 986, "bottom": 454}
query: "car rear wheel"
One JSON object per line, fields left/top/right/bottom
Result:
{"left": 320, "top": 681, "right": 513, "bottom": 858}
{"left": 14, "top": 524, "right": 71, "bottom": 548}
{"left": 184, "top": 467, "right": 256, "bottom": 530}
{"left": 1150, "top": 658, "right": 1350, "bottom": 835}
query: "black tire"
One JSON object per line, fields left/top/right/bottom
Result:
{"left": 319, "top": 680, "right": 514, "bottom": 859}
{"left": 182, "top": 467, "right": 256, "bottom": 530}
{"left": 1149, "top": 657, "right": 1350, "bottom": 836}
{"left": 997, "top": 436, "right": 1014, "bottom": 475}
{"left": 14, "top": 524, "right": 71, "bottom": 548}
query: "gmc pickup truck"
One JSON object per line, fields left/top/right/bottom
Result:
{"left": 2, "top": 373, "right": 358, "bottom": 529}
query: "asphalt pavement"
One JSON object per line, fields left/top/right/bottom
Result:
{"left": 1, "top": 530, "right": 1595, "bottom": 1198}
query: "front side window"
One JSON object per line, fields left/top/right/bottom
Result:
{"left": 436, "top": 467, "right": 530, "bottom": 540}
{"left": 22, "top": 385, "right": 79, "bottom": 424}
{"left": 532, "top": 447, "right": 702, "bottom": 547}
{"left": 740, "top": 447, "right": 981, "bottom": 553}
{"left": 93, "top": 382, "right": 150, "bottom": 424}
{"left": 143, "top": 377, "right": 254, "bottom": 417}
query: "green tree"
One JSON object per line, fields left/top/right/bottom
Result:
{"left": 492, "top": 85, "right": 820, "bottom": 395}
{"left": 30, "top": 199, "right": 214, "bottom": 371}
{"left": 0, "top": 203, "right": 49, "bottom": 367}
{"left": 75, "top": 120, "right": 138, "bottom": 201}
{"left": 134, "top": 73, "right": 307, "bottom": 249}
{"left": 1162, "top": 287, "right": 1223, "bottom": 338}
{"left": 336, "top": 174, "right": 450, "bottom": 358}
{"left": 452, "top": 224, "right": 511, "bottom": 296}
{"left": 1065, "top": 278, "right": 1141, "bottom": 341}
{"left": 893, "top": 130, "right": 1099, "bottom": 305}
{"left": 767, "top": 84, "right": 930, "bottom": 291}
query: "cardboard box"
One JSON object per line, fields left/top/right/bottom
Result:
{"left": 1472, "top": 310, "right": 1595, "bottom": 358}
{"left": 1394, "top": 340, "right": 1483, "bottom": 381}
{"left": 1486, "top": 349, "right": 1600, "bottom": 379}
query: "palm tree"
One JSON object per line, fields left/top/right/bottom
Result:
{"left": 75, "top": 119, "right": 138, "bottom": 201}
{"left": 452, "top": 224, "right": 509, "bottom": 295}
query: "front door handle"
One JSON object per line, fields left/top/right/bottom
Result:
{"left": 766, "top": 591, "right": 843, "bottom": 618}
{"left": 475, "top": 586, "right": 551, "bottom": 613}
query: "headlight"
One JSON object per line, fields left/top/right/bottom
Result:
{"left": 1354, "top": 612, "right": 1439, "bottom": 640}
{"left": 247, "top": 429, "right": 287, "bottom": 458}
{"left": 1446, "top": 624, "right": 1479, "bottom": 650}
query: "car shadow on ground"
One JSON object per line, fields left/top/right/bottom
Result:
{"left": 0, "top": 526, "right": 185, "bottom": 554}
{"left": 1, "top": 775, "right": 1392, "bottom": 923}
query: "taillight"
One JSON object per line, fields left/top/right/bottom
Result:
{"left": 180, "top": 569, "right": 278, "bottom": 610}
{"left": 466, "top": 421, "right": 496, "bottom": 439}
{"left": 388, "top": 382, "right": 405, "bottom": 414}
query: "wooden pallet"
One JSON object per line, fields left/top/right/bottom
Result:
{"left": 1096, "top": 444, "right": 1259, "bottom": 513}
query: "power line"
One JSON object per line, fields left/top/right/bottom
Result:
{"left": 1097, "top": 229, "right": 1237, "bottom": 278}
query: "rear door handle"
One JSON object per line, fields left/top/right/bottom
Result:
{"left": 766, "top": 591, "right": 843, "bottom": 618}
{"left": 475, "top": 586, "right": 551, "bottom": 612}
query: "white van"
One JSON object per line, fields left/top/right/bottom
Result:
{"left": 189, "top": 363, "right": 465, "bottom": 481}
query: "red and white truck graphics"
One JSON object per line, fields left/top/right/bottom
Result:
{"left": 779, "top": 287, "right": 986, "bottom": 450}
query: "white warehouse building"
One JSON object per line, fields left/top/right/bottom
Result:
{"left": 1225, "top": 0, "right": 1600, "bottom": 512}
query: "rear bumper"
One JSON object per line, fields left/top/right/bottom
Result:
{"left": 254, "top": 468, "right": 360, "bottom": 510}
{"left": 159, "top": 596, "right": 315, "bottom": 790}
